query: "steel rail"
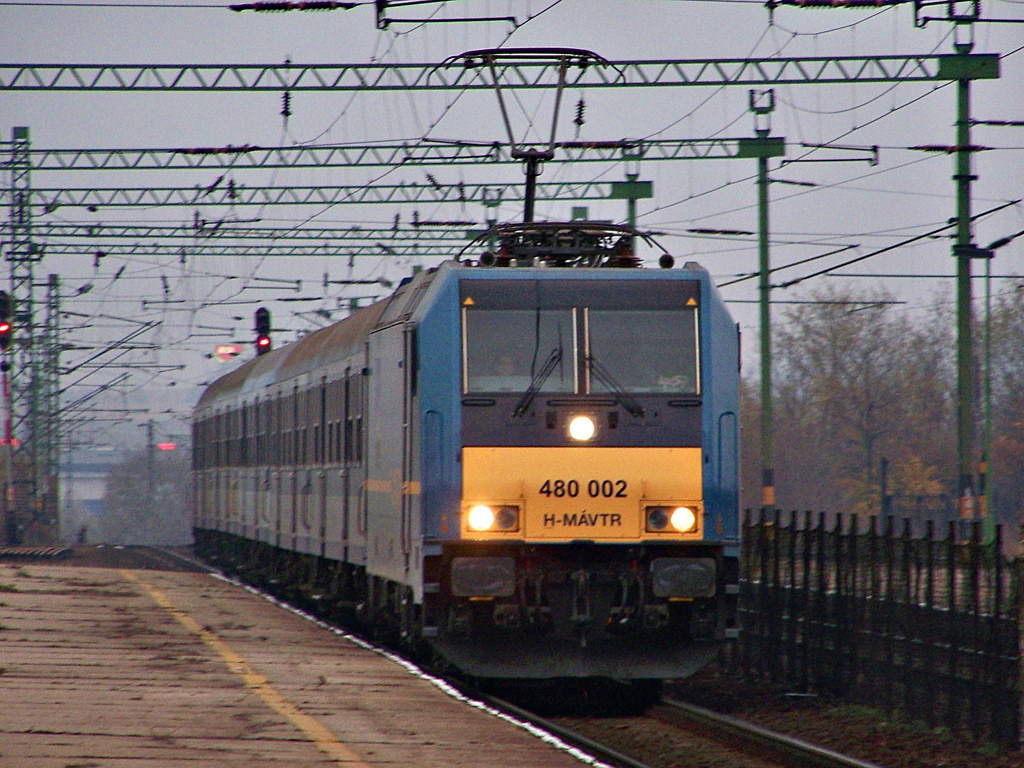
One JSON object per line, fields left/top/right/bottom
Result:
{"left": 660, "top": 697, "right": 886, "bottom": 768}
{"left": 480, "top": 694, "right": 655, "bottom": 768}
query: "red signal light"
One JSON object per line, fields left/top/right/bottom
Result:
{"left": 254, "top": 307, "right": 272, "bottom": 356}
{"left": 0, "top": 322, "right": 10, "bottom": 334}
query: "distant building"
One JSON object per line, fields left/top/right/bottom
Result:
{"left": 61, "top": 458, "right": 119, "bottom": 544}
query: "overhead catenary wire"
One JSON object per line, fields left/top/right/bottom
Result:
{"left": 6, "top": 0, "right": 1023, "bottom": 445}
{"left": 778, "top": 199, "right": 1021, "bottom": 288}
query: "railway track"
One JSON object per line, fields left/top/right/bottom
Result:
{"left": 142, "top": 545, "right": 879, "bottom": 768}
{"left": 658, "top": 698, "right": 886, "bottom": 768}
{"left": 481, "top": 692, "right": 886, "bottom": 768}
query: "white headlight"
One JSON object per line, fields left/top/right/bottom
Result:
{"left": 670, "top": 506, "right": 697, "bottom": 533}
{"left": 568, "top": 415, "right": 596, "bottom": 441}
{"left": 468, "top": 505, "right": 495, "bottom": 531}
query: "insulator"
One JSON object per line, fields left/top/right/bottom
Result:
{"left": 281, "top": 91, "right": 292, "bottom": 119}
{"left": 234, "top": 1, "right": 355, "bottom": 9}
{"left": 574, "top": 98, "right": 586, "bottom": 127}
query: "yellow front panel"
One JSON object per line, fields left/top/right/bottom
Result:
{"left": 462, "top": 446, "right": 703, "bottom": 541}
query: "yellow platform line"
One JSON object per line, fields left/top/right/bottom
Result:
{"left": 119, "top": 569, "right": 372, "bottom": 767}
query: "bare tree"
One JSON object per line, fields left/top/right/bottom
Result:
{"left": 743, "top": 279, "right": 1024, "bottom": 530}
{"left": 989, "top": 278, "right": 1024, "bottom": 527}
{"left": 768, "top": 286, "right": 957, "bottom": 515}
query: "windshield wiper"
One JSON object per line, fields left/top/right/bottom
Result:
{"left": 588, "top": 354, "right": 645, "bottom": 419}
{"left": 512, "top": 347, "right": 562, "bottom": 418}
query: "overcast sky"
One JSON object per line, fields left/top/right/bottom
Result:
{"left": 1, "top": 0, "right": 1022, "bottom": 453}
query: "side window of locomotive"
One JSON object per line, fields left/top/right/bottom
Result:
{"left": 587, "top": 308, "right": 699, "bottom": 394}
{"left": 463, "top": 307, "right": 575, "bottom": 394}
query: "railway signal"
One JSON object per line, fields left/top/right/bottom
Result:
{"left": 254, "top": 306, "right": 271, "bottom": 355}
{"left": 0, "top": 291, "right": 12, "bottom": 351}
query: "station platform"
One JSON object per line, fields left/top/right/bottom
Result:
{"left": 0, "top": 549, "right": 596, "bottom": 767}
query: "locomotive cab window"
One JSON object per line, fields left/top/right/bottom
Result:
{"left": 587, "top": 308, "right": 699, "bottom": 395}
{"left": 463, "top": 307, "right": 575, "bottom": 394}
{"left": 461, "top": 279, "right": 700, "bottom": 396}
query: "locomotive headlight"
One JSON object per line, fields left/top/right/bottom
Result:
{"left": 466, "top": 504, "right": 520, "bottom": 532}
{"left": 468, "top": 505, "right": 496, "bottom": 531}
{"left": 495, "top": 506, "right": 519, "bottom": 531}
{"left": 646, "top": 505, "right": 700, "bottom": 533}
{"left": 568, "top": 415, "right": 596, "bottom": 441}
{"left": 670, "top": 506, "right": 698, "bottom": 533}
{"left": 646, "top": 507, "right": 669, "bottom": 531}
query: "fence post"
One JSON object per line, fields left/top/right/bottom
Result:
{"left": 833, "top": 512, "right": 844, "bottom": 695}
{"left": 801, "top": 510, "right": 812, "bottom": 692}
{"left": 1017, "top": 523, "right": 1024, "bottom": 749}
{"left": 902, "top": 517, "right": 913, "bottom": 719}
{"left": 848, "top": 513, "right": 859, "bottom": 697}
{"left": 758, "top": 507, "right": 770, "bottom": 680}
{"left": 816, "top": 511, "right": 827, "bottom": 693}
{"left": 739, "top": 508, "right": 752, "bottom": 674}
{"left": 970, "top": 521, "right": 982, "bottom": 738}
{"left": 884, "top": 515, "right": 895, "bottom": 716}
{"left": 786, "top": 509, "right": 798, "bottom": 689}
{"left": 924, "top": 519, "right": 936, "bottom": 730}
{"left": 947, "top": 520, "right": 959, "bottom": 732}
{"left": 868, "top": 514, "right": 879, "bottom": 704}
{"left": 770, "top": 507, "right": 782, "bottom": 682}
{"left": 990, "top": 524, "right": 1005, "bottom": 744}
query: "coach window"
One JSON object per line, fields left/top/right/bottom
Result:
{"left": 240, "top": 406, "right": 248, "bottom": 467}
{"left": 227, "top": 410, "right": 235, "bottom": 466}
{"left": 586, "top": 307, "right": 699, "bottom": 395}
{"left": 231, "top": 409, "right": 237, "bottom": 466}
{"left": 462, "top": 302, "right": 574, "bottom": 394}
{"left": 354, "top": 373, "right": 365, "bottom": 465}
{"left": 343, "top": 375, "right": 353, "bottom": 464}
{"left": 291, "top": 389, "right": 299, "bottom": 465}
{"left": 214, "top": 412, "right": 222, "bottom": 467}
{"left": 237, "top": 408, "right": 245, "bottom": 466}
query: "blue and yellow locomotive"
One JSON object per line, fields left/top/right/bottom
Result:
{"left": 193, "top": 222, "right": 739, "bottom": 681}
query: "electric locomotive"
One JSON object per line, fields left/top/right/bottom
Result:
{"left": 193, "top": 222, "right": 740, "bottom": 681}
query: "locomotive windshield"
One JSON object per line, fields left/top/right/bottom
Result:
{"left": 463, "top": 308, "right": 575, "bottom": 394}
{"left": 588, "top": 308, "right": 698, "bottom": 394}
{"left": 461, "top": 279, "right": 700, "bottom": 396}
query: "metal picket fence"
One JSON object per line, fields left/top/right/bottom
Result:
{"left": 734, "top": 508, "right": 1020, "bottom": 747}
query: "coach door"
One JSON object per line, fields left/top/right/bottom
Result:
{"left": 366, "top": 322, "right": 412, "bottom": 584}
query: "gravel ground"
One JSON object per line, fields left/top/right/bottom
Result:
{"left": 665, "top": 661, "right": 1024, "bottom": 768}
{"left": 553, "top": 712, "right": 786, "bottom": 768}
{"left": 51, "top": 544, "right": 205, "bottom": 571}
